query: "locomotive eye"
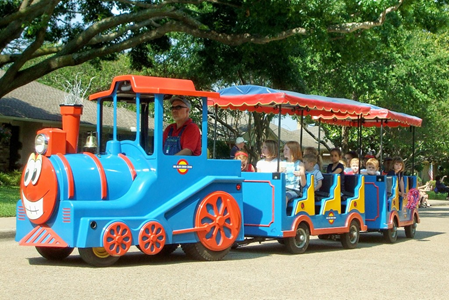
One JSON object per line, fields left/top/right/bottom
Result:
{"left": 31, "top": 156, "right": 43, "bottom": 185}
{"left": 24, "top": 159, "right": 36, "bottom": 187}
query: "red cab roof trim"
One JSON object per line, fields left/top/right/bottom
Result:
{"left": 89, "top": 75, "right": 219, "bottom": 101}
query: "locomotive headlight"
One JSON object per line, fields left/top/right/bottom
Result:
{"left": 35, "top": 134, "right": 48, "bottom": 154}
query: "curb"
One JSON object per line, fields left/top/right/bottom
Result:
{"left": 0, "top": 229, "right": 15, "bottom": 240}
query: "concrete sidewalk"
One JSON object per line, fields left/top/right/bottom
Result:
{"left": 0, "top": 216, "right": 16, "bottom": 239}
{"left": 1, "top": 199, "right": 449, "bottom": 240}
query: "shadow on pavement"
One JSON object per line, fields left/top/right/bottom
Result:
{"left": 417, "top": 206, "right": 449, "bottom": 218}
{"left": 27, "top": 246, "right": 269, "bottom": 268}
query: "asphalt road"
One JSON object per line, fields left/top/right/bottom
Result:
{"left": 1, "top": 204, "right": 448, "bottom": 300}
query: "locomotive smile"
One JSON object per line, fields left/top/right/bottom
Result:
{"left": 22, "top": 192, "right": 46, "bottom": 220}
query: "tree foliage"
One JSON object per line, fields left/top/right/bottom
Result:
{"left": 5, "top": 0, "right": 448, "bottom": 166}
{"left": 1, "top": 0, "right": 419, "bottom": 98}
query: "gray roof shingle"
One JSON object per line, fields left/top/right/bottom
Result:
{"left": 0, "top": 70, "right": 141, "bottom": 130}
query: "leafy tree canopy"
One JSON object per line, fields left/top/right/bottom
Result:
{"left": 6, "top": 0, "right": 448, "bottom": 167}
{"left": 2, "top": 0, "right": 446, "bottom": 99}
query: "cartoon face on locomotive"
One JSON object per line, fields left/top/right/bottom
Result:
{"left": 16, "top": 75, "right": 245, "bottom": 266}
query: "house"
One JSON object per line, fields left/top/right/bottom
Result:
{"left": 0, "top": 70, "right": 141, "bottom": 171}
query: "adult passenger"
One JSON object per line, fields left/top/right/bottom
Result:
{"left": 435, "top": 175, "right": 449, "bottom": 199}
{"left": 230, "top": 137, "right": 246, "bottom": 159}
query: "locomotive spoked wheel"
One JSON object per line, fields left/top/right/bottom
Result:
{"left": 383, "top": 218, "right": 398, "bottom": 243}
{"left": 405, "top": 215, "right": 418, "bottom": 238}
{"left": 183, "top": 191, "right": 241, "bottom": 261}
{"left": 103, "top": 221, "right": 132, "bottom": 256}
{"left": 138, "top": 221, "right": 166, "bottom": 255}
{"left": 78, "top": 247, "right": 120, "bottom": 267}
{"left": 36, "top": 246, "right": 74, "bottom": 260}
{"left": 340, "top": 220, "right": 360, "bottom": 249}
{"left": 285, "top": 223, "right": 309, "bottom": 254}
{"left": 195, "top": 191, "right": 242, "bottom": 252}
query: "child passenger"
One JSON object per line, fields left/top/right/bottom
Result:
{"left": 326, "top": 148, "right": 344, "bottom": 174}
{"left": 382, "top": 157, "right": 393, "bottom": 175}
{"left": 361, "top": 158, "right": 380, "bottom": 175}
{"left": 303, "top": 147, "right": 322, "bottom": 171}
{"left": 344, "top": 151, "right": 358, "bottom": 173}
{"left": 235, "top": 151, "right": 255, "bottom": 172}
{"left": 303, "top": 153, "right": 323, "bottom": 191}
{"left": 387, "top": 157, "right": 405, "bottom": 198}
{"left": 256, "top": 140, "right": 279, "bottom": 173}
{"left": 282, "top": 141, "right": 306, "bottom": 203}
{"left": 345, "top": 158, "right": 360, "bottom": 175}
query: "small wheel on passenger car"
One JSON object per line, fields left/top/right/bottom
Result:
{"left": 78, "top": 247, "right": 120, "bottom": 267}
{"left": 181, "top": 242, "right": 230, "bottom": 261}
{"left": 341, "top": 220, "right": 360, "bottom": 249}
{"left": 285, "top": 223, "right": 309, "bottom": 254}
{"left": 383, "top": 218, "right": 398, "bottom": 243}
{"left": 36, "top": 246, "right": 74, "bottom": 260}
{"left": 405, "top": 215, "right": 418, "bottom": 238}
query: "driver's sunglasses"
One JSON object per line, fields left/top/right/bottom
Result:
{"left": 170, "top": 105, "right": 188, "bottom": 111}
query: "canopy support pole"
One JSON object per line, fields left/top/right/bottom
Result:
{"left": 213, "top": 105, "right": 218, "bottom": 159}
{"left": 358, "top": 116, "right": 362, "bottom": 173}
{"left": 318, "top": 119, "right": 321, "bottom": 155}
{"left": 412, "top": 126, "right": 415, "bottom": 175}
{"left": 380, "top": 120, "right": 384, "bottom": 172}
{"left": 300, "top": 110, "right": 304, "bottom": 149}
{"left": 277, "top": 105, "right": 282, "bottom": 172}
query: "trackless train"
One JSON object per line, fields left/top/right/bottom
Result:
{"left": 15, "top": 75, "right": 421, "bottom": 266}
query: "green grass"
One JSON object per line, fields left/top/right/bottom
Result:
{"left": 0, "top": 186, "right": 19, "bottom": 217}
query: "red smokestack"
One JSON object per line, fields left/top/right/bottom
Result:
{"left": 60, "top": 105, "right": 83, "bottom": 154}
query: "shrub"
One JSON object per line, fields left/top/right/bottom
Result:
{"left": 0, "top": 171, "right": 21, "bottom": 187}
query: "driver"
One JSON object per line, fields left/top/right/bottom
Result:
{"left": 163, "top": 96, "right": 201, "bottom": 156}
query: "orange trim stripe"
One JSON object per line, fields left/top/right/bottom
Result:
{"left": 118, "top": 153, "right": 137, "bottom": 181}
{"left": 56, "top": 154, "right": 75, "bottom": 199}
{"left": 84, "top": 152, "right": 108, "bottom": 200}
{"left": 172, "top": 224, "right": 212, "bottom": 235}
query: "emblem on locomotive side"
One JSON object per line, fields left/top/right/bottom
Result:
{"left": 173, "top": 159, "right": 192, "bottom": 175}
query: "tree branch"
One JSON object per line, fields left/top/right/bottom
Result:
{"left": 327, "top": 0, "right": 404, "bottom": 34}
{"left": 0, "top": 0, "right": 407, "bottom": 98}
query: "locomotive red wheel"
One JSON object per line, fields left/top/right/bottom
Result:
{"left": 138, "top": 221, "right": 166, "bottom": 255}
{"left": 103, "top": 222, "right": 132, "bottom": 256}
{"left": 195, "top": 191, "right": 241, "bottom": 251}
